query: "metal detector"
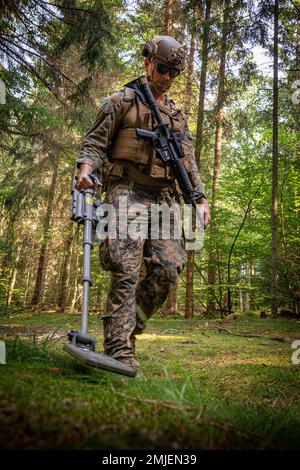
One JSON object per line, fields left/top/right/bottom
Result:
{"left": 63, "top": 168, "right": 136, "bottom": 377}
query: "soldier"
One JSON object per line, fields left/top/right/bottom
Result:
{"left": 75, "top": 36, "right": 211, "bottom": 372}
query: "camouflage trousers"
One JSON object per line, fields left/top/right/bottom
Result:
{"left": 99, "top": 181, "right": 186, "bottom": 361}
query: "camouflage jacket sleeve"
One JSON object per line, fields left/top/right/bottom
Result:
{"left": 182, "top": 118, "right": 206, "bottom": 199}
{"left": 76, "top": 91, "right": 125, "bottom": 172}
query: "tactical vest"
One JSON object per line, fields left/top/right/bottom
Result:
{"left": 104, "top": 87, "right": 193, "bottom": 186}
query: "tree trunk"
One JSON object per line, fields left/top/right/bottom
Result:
{"left": 250, "top": 259, "right": 255, "bottom": 310}
{"left": 23, "top": 267, "right": 32, "bottom": 306}
{"left": 244, "top": 263, "right": 250, "bottom": 312}
{"left": 183, "top": 7, "right": 196, "bottom": 319}
{"left": 239, "top": 288, "right": 243, "bottom": 311}
{"left": 164, "top": 0, "right": 173, "bottom": 35}
{"left": 194, "top": 0, "right": 212, "bottom": 166}
{"left": 31, "top": 156, "right": 58, "bottom": 305}
{"left": 271, "top": 0, "right": 279, "bottom": 317}
{"left": 6, "top": 244, "right": 21, "bottom": 307}
{"left": 207, "top": 0, "right": 229, "bottom": 314}
{"left": 184, "top": 1, "right": 211, "bottom": 319}
{"left": 184, "top": 7, "right": 196, "bottom": 116}
{"left": 59, "top": 222, "right": 75, "bottom": 312}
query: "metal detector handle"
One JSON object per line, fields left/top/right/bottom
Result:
{"left": 86, "top": 173, "right": 100, "bottom": 189}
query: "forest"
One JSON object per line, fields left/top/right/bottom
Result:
{"left": 0, "top": 0, "right": 299, "bottom": 452}
{"left": 0, "top": 0, "right": 299, "bottom": 318}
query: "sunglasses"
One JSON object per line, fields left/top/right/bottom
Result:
{"left": 156, "top": 63, "right": 180, "bottom": 78}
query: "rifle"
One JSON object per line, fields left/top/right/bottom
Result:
{"left": 135, "top": 76, "right": 206, "bottom": 227}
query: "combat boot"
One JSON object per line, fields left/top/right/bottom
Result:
{"left": 117, "top": 356, "right": 140, "bottom": 372}
{"left": 118, "top": 335, "right": 140, "bottom": 371}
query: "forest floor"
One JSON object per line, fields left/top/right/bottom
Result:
{"left": 0, "top": 310, "right": 299, "bottom": 450}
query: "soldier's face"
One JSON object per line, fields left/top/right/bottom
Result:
{"left": 145, "top": 58, "right": 175, "bottom": 94}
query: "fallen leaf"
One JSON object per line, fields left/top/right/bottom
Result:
{"left": 44, "top": 367, "right": 62, "bottom": 375}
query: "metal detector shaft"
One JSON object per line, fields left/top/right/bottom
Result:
{"left": 81, "top": 188, "right": 94, "bottom": 336}
{"left": 70, "top": 170, "right": 100, "bottom": 336}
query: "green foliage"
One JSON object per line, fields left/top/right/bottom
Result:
{"left": 55, "top": 0, "right": 115, "bottom": 71}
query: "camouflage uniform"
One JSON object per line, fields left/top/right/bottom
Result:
{"left": 97, "top": 180, "right": 185, "bottom": 368}
{"left": 76, "top": 41, "right": 206, "bottom": 370}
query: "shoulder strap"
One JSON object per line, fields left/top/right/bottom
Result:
{"left": 123, "top": 77, "right": 148, "bottom": 106}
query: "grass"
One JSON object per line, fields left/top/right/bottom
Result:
{"left": 0, "top": 310, "right": 300, "bottom": 449}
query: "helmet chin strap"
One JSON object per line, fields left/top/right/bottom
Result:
{"left": 147, "top": 63, "right": 172, "bottom": 95}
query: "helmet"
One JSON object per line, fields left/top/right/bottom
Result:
{"left": 142, "top": 35, "right": 187, "bottom": 71}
